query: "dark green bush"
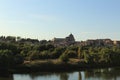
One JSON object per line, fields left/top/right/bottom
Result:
{"left": 67, "top": 50, "right": 77, "bottom": 58}
{"left": 59, "top": 54, "right": 69, "bottom": 63}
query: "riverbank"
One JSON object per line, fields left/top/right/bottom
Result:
{"left": 10, "top": 59, "right": 120, "bottom": 73}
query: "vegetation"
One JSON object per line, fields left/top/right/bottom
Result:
{"left": 59, "top": 53, "right": 69, "bottom": 63}
{"left": 0, "top": 36, "right": 120, "bottom": 72}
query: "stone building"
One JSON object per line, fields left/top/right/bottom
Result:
{"left": 52, "top": 34, "right": 75, "bottom": 46}
{"left": 113, "top": 40, "right": 120, "bottom": 47}
{"left": 84, "top": 39, "right": 113, "bottom": 47}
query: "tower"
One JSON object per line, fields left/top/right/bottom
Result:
{"left": 66, "top": 33, "right": 75, "bottom": 43}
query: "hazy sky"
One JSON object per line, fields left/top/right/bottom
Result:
{"left": 0, "top": 0, "right": 120, "bottom": 41}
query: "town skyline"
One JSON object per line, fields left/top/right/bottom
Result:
{"left": 0, "top": 33, "right": 120, "bottom": 47}
{"left": 0, "top": 0, "right": 120, "bottom": 40}
{"left": 0, "top": 33, "right": 120, "bottom": 41}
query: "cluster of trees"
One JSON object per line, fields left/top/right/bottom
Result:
{"left": 78, "top": 46, "right": 120, "bottom": 64}
{"left": 0, "top": 36, "right": 120, "bottom": 69}
{"left": 0, "top": 42, "right": 24, "bottom": 68}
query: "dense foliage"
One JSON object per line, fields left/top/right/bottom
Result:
{"left": 0, "top": 36, "right": 120, "bottom": 69}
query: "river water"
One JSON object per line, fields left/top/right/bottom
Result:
{"left": 0, "top": 67, "right": 120, "bottom": 80}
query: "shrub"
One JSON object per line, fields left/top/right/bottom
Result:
{"left": 59, "top": 54, "right": 69, "bottom": 63}
{"left": 28, "top": 50, "right": 39, "bottom": 60}
{"left": 39, "top": 51, "right": 49, "bottom": 59}
{"left": 67, "top": 50, "right": 77, "bottom": 58}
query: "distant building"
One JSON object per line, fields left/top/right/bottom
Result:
{"left": 83, "top": 39, "right": 113, "bottom": 47}
{"left": 52, "top": 34, "right": 75, "bottom": 46}
{"left": 113, "top": 40, "right": 120, "bottom": 47}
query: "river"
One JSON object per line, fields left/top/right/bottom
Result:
{"left": 0, "top": 67, "right": 120, "bottom": 80}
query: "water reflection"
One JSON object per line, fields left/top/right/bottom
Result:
{"left": 0, "top": 73, "right": 13, "bottom": 80}
{"left": 60, "top": 73, "right": 69, "bottom": 80}
{"left": 0, "top": 77, "right": 13, "bottom": 80}
{"left": 1, "top": 67, "right": 120, "bottom": 80}
{"left": 78, "top": 72, "right": 81, "bottom": 80}
{"left": 29, "top": 72, "right": 70, "bottom": 80}
{"left": 84, "top": 67, "right": 120, "bottom": 80}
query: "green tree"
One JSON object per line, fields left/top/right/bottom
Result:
{"left": 28, "top": 50, "right": 39, "bottom": 60}
{"left": 51, "top": 47, "right": 66, "bottom": 59}
{"left": 59, "top": 51, "right": 69, "bottom": 63}
{"left": 0, "top": 50, "right": 15, "bottom": 67}
{"left": 67, "top": 50, "right": 77, "bottom": 58}
{"left": 78, "top": 47, "right": 81, "bottom": 59}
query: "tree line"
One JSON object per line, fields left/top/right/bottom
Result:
{"left": 0, "top": 36, "right": 120, "bottom": 69}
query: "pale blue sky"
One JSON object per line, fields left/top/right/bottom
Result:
{"left": 0, "top": 0, "right": 120, "bottom": 41}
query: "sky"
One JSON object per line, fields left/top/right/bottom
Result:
{"left": 0, "top": 0, "right": 120, "bottom": 41}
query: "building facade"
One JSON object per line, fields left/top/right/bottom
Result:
{"left": 52, "top": 34, "right": 75, "bottom": 46}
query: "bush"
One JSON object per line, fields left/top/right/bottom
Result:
{"left": 59, "top": 54, "right": 69, "bottom": 63}
{"left": 14, "top": 54, "right": 24, "bottom": 64}
{"left": 50, "top": 47, "right": 66, "bottom": 59}
{"left": 39, "top": 51, "right": 50, "bottom": 59}
{"left": 0, "top": 50, "right": 16, "bottom": 67}
{"left": 67, "top": 50, "right": 77, "bottom": 58}
{"left": 28, "top": 50, "right": 39, "bottom": 60}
